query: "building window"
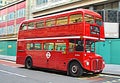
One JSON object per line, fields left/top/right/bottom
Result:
{"left": 0, "top": 0, "right": 2, "bottom": 4}
{"left": 7, "top": 25, "right": 14, "bottom": 34}
{"left": 112, "top": 2, "right": 119, "bottom": 9}
{"left": 17, "top": 8, "right": 25, "bottom": 18}
{"left": 95, "top": 1, "right": 119, "bottom": 10}
{"left": 0, "top": 28, "right": 5, "bottom": 36}
{"left": 104, "top": 3, "right": 112, "bottom": 10}
{"left": 95, "top": 5, "right": 104, "bottom": 10}
{"left": 0, "top": 15, "right": 7, "bottom": 22}
{"left": 2, "top": 27, "right": 7, "bottom": 35}
{"left": 36, "top": 0, "right": 48, "bottom": 5}
{"left": 8, "top": 12, "right": 15, "bottom": 21}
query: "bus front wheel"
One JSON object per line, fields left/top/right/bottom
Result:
{"left": 69, "top": 61, "right": 83, "bottom": 77}
{"left": 25, "top": 57, "right": 33, "bottom": 69}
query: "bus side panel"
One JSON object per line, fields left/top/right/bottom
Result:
{"left": 26, "top": 51, "right": 48, "bottom": 68}
{"left": 54, "top": 52, "right": 68, "bottom": 71}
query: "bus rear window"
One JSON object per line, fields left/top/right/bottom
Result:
{"left": 84, "top": 14, "right": 94, "bottom": 24}
{"left": 20, "top": 24, "right": 27, "bottom": 30}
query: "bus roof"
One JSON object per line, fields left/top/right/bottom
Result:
{"left": 21, "top": 9, "right": 101, "bottom": 24}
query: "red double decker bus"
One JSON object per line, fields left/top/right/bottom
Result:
{"left": 16, "top": 9, "right": 105, "bottom": 77}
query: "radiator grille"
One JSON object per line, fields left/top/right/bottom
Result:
{"left": 92, "top": 59, "right": 102, "bottom": 70}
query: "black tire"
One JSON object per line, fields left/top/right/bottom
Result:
{"left": 25, "top": 57, "right": 33, "bottom": 69}
{"left": 69, "top": 62, "right": 83, "bottom": 77}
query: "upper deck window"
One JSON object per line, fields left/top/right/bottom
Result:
{"left": 57, "top": 16, "right": 68, "bottom": 25}
{"left": 70, "top": 14, "right": 82, "bottom": 23}
{"left": 36, "top": 20, "right": 44, "bottom": 28}
{"left": 95, "top": 18, "right": 103, "bottom": 26}
{"left": 28, "top": 22, "right": 34, "bottom": 30}
{"left": 84, "top": 14, "right": 94, "bottom": 24}
{"left": 20, "top": 24, "right": 27, "bottom": 30}
{"left": 46, "top": 19, "right": 55, "bottom": 27}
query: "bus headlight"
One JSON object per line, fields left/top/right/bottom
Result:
{"left": 86, "top": 61, "right": 90, "bottom": 66}
{"left": 103, "top": 61, "right": 105, "bottom": 65}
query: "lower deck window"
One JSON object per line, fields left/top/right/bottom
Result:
{"left": 44, "top": 43, "right": 54, "bottom": 51}
{"left": 27, "top": 43, "right": 42, "bottom": 50}
{"left": 55, "top": 43, "right": 66, "bottom": 51}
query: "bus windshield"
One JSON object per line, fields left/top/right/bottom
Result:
{"left": 85, "top": 40, "right": 95, "bottom": 53}
{"left": 95, "top": 18, "right": 103, "bottom": 26}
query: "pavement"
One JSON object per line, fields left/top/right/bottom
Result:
{"left": 0, "top": 55, "right": 120, "bottom": 76}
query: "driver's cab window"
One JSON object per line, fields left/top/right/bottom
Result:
{"left": 69, "top": 39, "right": 84, "bottom": 52}
{"left": 75, "top": 39, "right": 84, "bottom": 51}
{"left": 85, "top": 40, "right": 95, "bottom": 53}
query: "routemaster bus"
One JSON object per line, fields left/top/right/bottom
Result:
{"left": 16, "top": 9, "right": 105, "bottom": 77}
